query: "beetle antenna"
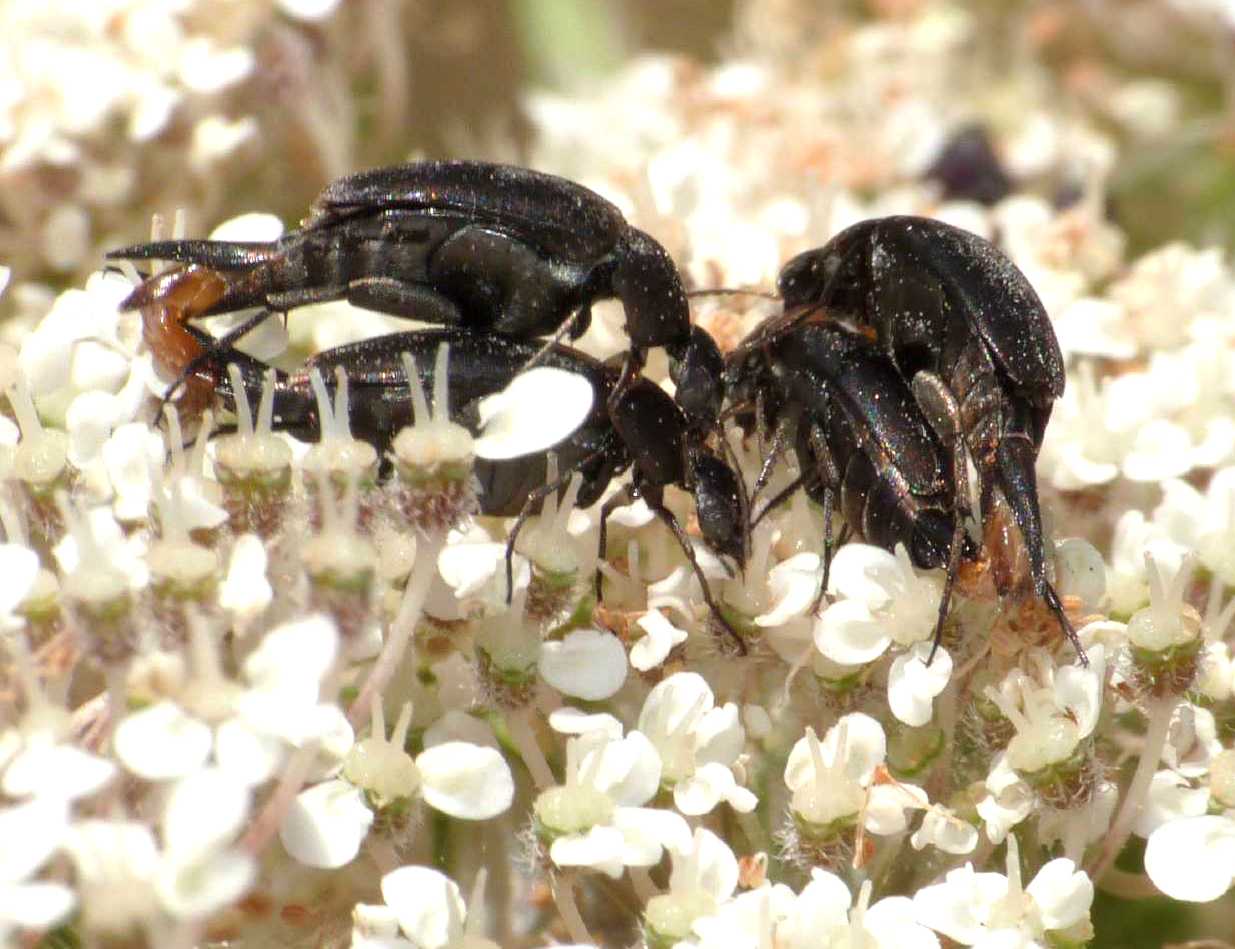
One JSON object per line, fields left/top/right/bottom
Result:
{"left": 687, "top": 288, "right": 779, "bottom": 302}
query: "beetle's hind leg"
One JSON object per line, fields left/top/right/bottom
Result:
{"left": 910, "top": 371, "right": 976, "bottom": 665}
{"left": 505, "top": 447, "right": 608, "bottom": 605}
{"left": 1042, "top": 581, "right": 1087, "bottom": 666}
{"left": 639, "top": 486, "right": 747, "bottom": 656}
{"left": 338, "top": 278, "right": 466, "bottom": 326}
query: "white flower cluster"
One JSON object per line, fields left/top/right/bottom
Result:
{"left": 3, "top": 2, "right": 1235, "bottom": 947}
{"left": 0, "top": 0, "right": 353, "bottom": 286}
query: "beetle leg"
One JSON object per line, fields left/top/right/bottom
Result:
{"left": 752, "top": 414, "right": 794, "bottom": 500}
{"left": 639, "top": 485, "right": 747, "bottom": 656}
{"left": 595, "top": 484, "right": 635, "bottom": 604}
{"left": 1042, "top": 580, "right": 1086, "bottom": 665}
{"left": 805, "top": 422, "right": 841, "bottom": 609}
{"left": 719, "top": 434, "right": 752, "bottom": 570}
{"left": 514, "top": 306, "right": 592, "bottom": 375}
{"left": 341, "top": 277, "right": 466, "bottom": 325}
{"left": 750, "top": 472, "right": 809, "bottom": 530}
{"left": 155, "top": 308, "right": 275, "bottom": 427}
{"left": 910, "top": 371, "right": 979, "bottom": 663}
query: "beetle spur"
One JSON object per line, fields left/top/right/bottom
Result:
{"left": 108, "top": 160, "right": 716, "bottom": 398}
{"left": 727, "top": 311, "right": 976, "bottom": 647}
{"left": 203, "top": 326, "right": 749, "bottom": 652}
{"left": 776, "top": 215, "right": 1079, "bottom": 657}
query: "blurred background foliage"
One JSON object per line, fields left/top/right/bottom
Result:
{"left": 9, "top": 0, "right": 1235, "bottom": 289}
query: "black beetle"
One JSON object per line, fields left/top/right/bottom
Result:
{"left": 109, "top": 160, "right": 694, "bottom": 368}
{"left": 776, "top": 215, "right": 1079, "bottom": 656}
{"left": 203, "top": 325, "right": 749, "bottom": 652}
{"left": 110, "top": 159, "right": 731, "bottom": 448}
{"left": 727, "top": 309, "right": 976, "bottom": 647}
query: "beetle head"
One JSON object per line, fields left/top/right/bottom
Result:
{"left": 689, "top": 448, "right": 747, "bottom": 569}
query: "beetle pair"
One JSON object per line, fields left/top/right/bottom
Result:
{"left": 727, "top": 215, "right": 1079, "bottom": 660}
{"left": 111, "top": 160, "right": 748, "bottom": 650}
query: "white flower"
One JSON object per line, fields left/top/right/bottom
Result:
{"left": 1162, "top": 704, "right": 1224, "bottom": 778}
{"left": 283, "top": 703, "right": 513, "bottom": 869}
{"left": 218, "top": 533, "right": 273, "bottom": 623}
{"left": 101, "top": 421, "right": 164, "bottom": 520}
{"left": 1134, "top": 770, "right": 1210, "bottom": 838}
{"left": 153, "top": 768, "right": 255, "bottom": 920}
{"left": 0, "top": 796, "right": 75, "bottom": 944}
{"left": 539, "top": 628, "right": 628, "bottom": 700}
{"left": 3, "top": 735, "right": 118, "bottom": 806}
{"left": 436, "top": 529, "right": 530, "bottom": 611}
{"left": 986, "top": 647, "right": 1106, "bottom": 776}
{"left": 277, "top": 0, "right": 344, "bottom": 21}
{"left": 911, "top": 805, "right": 979, "bottom": 855}
{"left": 1154, "top": 466, "right": 1235, "bottom": 586}
{"left": 1144, "top": 814, "right": 1235, "bottom": 902}
{"left": 363, "top": 865, "right": 475, "bottom": 949}
{"left": 535, "top": 715, "right": 688, "bottom": 878}
{"left": 281, "top": 779, "right": 375, "bottom": 870}
{"left": 1053, "top": 295, "right": 1135, "bottom": 360}
{"left": 686, "top": 882, "right": 797, "bottom": 949}
{"left": 630, "top": 607, "right": 689, "bottom": 670}
{"left": 887, "top": 642, "right": 953, "bottom": 727}
{"left": 18, "top": 270, "right": 144, "bottom": 410}
{"left": 64, "top": 819, "right": 162, "bottom": 936}
{"left": 416, "top": 743, "right": 514, "bottom": 819}
{"left": 53, "top": 502, "right": 149, "bottom": 591}
{"left": 1054, "top": 537, "right": 1108, "bottom": 614}
{"left": 1108, "top": 242, "right": 1235, "bottom": 351}
{"left": 914, "top": 836, "right": 1093, "bottom": 946}
{"left": 643, "top": 828, "right": 739, "bottom": 946}
{"left": 67, "top": 770, "right": 254, "bottom": 928}
{"left": 753, "top": 551, "right": 822, "bottom": 628}
{"left": 1037, "top": 362, "right": 1127, "bottom": 491}
{"left": 776, "top": 872, "right": 939, "bottom": 949}
{"left": 976, "top": 755, "right": 1037, "bottom": 844}
{"left": 1106, "top": 510, "right": 1186, "bottom": 617}
{"left": 784, "top": 714, "right": 926, "bottom": 835}
{"left": 113, "top": 615, "right": 344, "bottom": 785}
{"left": 815, "top": 544, "right": 942, "bottom": 664}
{"left": 0, "top": 542, "right": 40, "bottom": 631}
{"left": 975, "top": 648, "right": 1107, "bottom": 843}
{"left": 637, "top": 672, "right": 755, "bottom": 815}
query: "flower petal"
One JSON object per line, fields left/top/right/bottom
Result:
{"left": 280, "top": 779, "right": 374, "bottom": 869}
{"left": 162, "top": 769, "right": 250, "bottom": 861}
{"left": 113, "top": 702, "right": 212, "bottom": 781}
{"left": 1145, "top": 815, "right": 1235, "bottom": 902}
{"left": 539, "top": 628, "right": 628, "bottom": 700}
{"left": 381, "top": 865, "right": 466, "bottom": 948}
{"left": 814, "top": 599, "right": 891, "bottom": 665}
{"left": 473, "top": 367, "right": 594, "bottom": 460}
{"left": 888, "top": 644, "right": 953, "bottom": 727}
{"left": 416, "top": 742, "right": 514, "bottom": 819}
{"left": 1025, "top": 858, "right": 1094, "bottom": 930}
